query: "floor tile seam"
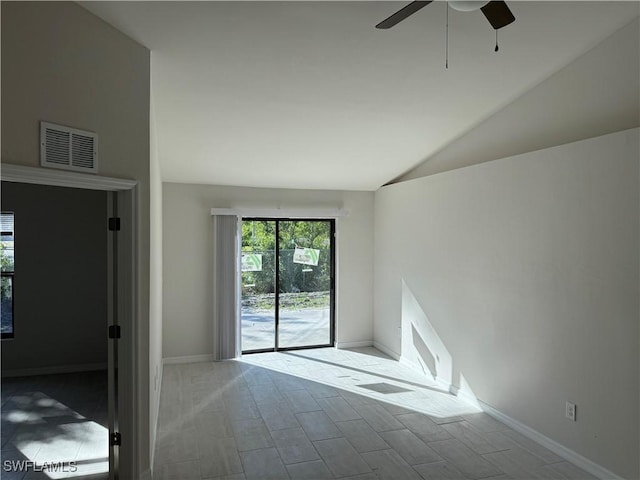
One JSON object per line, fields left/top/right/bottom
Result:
{"left": 478, "top": 474, "right": 510, "bottom": 480}
{"left": 400, "top": 452, "right": 448, "bottom": 467}
{"left": 358, "top": 414, "right": 407, "bottom": 435}
{"left": 475, "top": 450, "right": 530, "bottom": 478}
{"left": 382, "top": 436, "right": 447, "bottom": 461}
{"left": 539, "top": 459, "right": 573, "bottom": 467}
{"left": 499, "top": 438, "right": 565, "bottom": 465}
{"left": 434, "top": 418, "right": 473, "bottom": 427}
{"left": 194, "top": 433, "right": 238, "bottom": 457}
{"left": 318, "top": 410, "right": 363, "bottom": 424}
{"left": 460, "top": 423, "right": 511, "bottom": 435}
{"left": 296, "top": 410, "right": 358, "bottom": 446}
{"left": 3, "top": 443, "right": 44, "bottom": 461}
{"left": 276, "top": 450, "right": 328, "bottom": 468}
{"left": 424, "top": 437, "right": 468, "bottom": 447}
{"left": 33, "top": 442, "right": 81, "bottom": 462}
{"left": 410, "top": 458, "right": 470, "bottom": 472}
{"left": 479, "top": 446, "right": 561, "bottom": 467}
{"left": 470, "top": 445, "right": 512, "bottom": 456}
{"left": 444, "top": 430, "right": 513, "bottom": 456}
{"left": 310, "top": 434, "right": 388, "bottom": 469}
{"left": 350, "top": 441, "right": 395, "bottom": 455}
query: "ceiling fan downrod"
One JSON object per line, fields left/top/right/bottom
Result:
{"left": 446, "top": 2, "right": 449, "bottom": 68}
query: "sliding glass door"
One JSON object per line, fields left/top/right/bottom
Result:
{"left": 240, "top": 220, "right": 276, "bottom": 351}
{"left": 277, "top": 220, "right": 332, "bottom": 349}
{"left": 241, "top": 219, "right": 334, "bottom": 353}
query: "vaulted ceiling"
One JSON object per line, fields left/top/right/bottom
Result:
{"left": 82, "top": 1, "right": 639, "bottom": 190}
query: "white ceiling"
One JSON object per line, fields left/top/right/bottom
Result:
{"left": 81, "top": 1, "right": 639, "bottom": 191}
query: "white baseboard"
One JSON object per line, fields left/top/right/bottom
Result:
{"left": 335, "top": 340, "right": 373, "bottom": 349}
{"left": 479, "top": 400, "right": 623, "bottom": 480}
{"left": 398, "top": 356, "right": 451, "bottom": 392}
{"left": 449, "top": 383, "right": 482, "bottom": 406}
{"left": 1, "top": 362, "right": 107, "bottom": 378}
{"left": 450, "top": 384, "right": 460, "bottom": 395}
{"left": 398, "top": 356, "right": 425, "bottom": 374}
{"left": 163, "top": 354, "right": 214, "bottom": 365}
{"left": 372, "top": 341, "right": 400, "bottom": 360}
{"left": 370, "top": 346, "right": 621, "bottom": 480}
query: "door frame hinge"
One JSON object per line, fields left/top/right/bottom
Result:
{"left": 108, "top": 217, "right": 121, "bottom": 231}
{"left": 110, "top": 432, "right": 121, "bottom": 446}
{"left": 108, "top": 325, "right": 121, "bottom": 339}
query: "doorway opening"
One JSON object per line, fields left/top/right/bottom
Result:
{"left": 1, "top": 164, "right": 140, "bottom": 480}
{"left": 240, "top": 218, "right": 335, "bottom": 353}
{"left": 1, "top": 182, "right": 110, "bottom": 478}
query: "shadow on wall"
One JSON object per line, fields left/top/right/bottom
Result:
{"left": 401, "top": 279, "right": 480, "bottom": 408}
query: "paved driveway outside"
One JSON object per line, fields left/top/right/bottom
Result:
{"left": 241, "top": 307, "right": 330, "bottom": 351}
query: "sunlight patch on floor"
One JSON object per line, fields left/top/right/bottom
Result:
{"left": 3, "top": 391, "right": 109, "bottom": 479}
{"left": 239, "top": 347, "right": 482, "bottom": 419}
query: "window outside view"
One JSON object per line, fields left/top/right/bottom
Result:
{"left": 1, "top": 212, "right": 15, "bottom": 338}
{"left": 241, "top": 219, "right": 333, "bottom": 352}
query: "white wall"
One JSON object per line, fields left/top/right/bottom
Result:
{"left": 1, "top": 182, "right": 108, "bottom": 372}
{"left": 374, "top": 129, "right": 639, "bottom": 479}
{"left": 149, "top": 83, "right": 163, "bottom": 466}
{"left": 1, "top": 2, "right": 152, "bottom": 475}
{"left": 163, "top": 183, "right": 374, "bottom": 359}
{"left": 397, "top": 16, "right": 639, "bottom": 182}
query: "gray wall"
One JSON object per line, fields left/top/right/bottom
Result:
{"left": 1, "top": 2, "right": 153, "bottom": 474}
{"left": 162, "top": 183, "right": 374, "bottom": 359}
{"left": 374, "top": 129, "right": 639, "bottom": 479}
{"left": 1, "top": 182, "right": 107, "bottom": 371}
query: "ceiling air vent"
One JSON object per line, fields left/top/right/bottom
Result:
{"left": 40, "top": 122, "right": 98, "bottom": 174}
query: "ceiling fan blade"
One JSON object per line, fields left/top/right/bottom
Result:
{"left": 480, "top": 1, "right": 515, "bottom": 30}
{"left": 375, "top": 1, "right": 433, "bottom": 29}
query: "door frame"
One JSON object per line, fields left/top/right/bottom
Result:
{"left": 240, "top": 217, "right": 336, "bottom": 354}
{"left": 1, "top": 163, "right": 139, "bottom": 479}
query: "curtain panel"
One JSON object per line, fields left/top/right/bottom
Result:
{"left": 212, "top": 215, "right": 239, "bottom": 360}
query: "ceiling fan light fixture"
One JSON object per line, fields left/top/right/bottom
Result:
{"left": 449, "top": 1, "right": 489, "bottom": 12}
{"left": 375, "top": 1, "right": 515, "bottom": 33}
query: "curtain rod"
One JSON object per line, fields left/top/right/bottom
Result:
{"left": 210, "top": 207, "right": 349, "bottom": 218}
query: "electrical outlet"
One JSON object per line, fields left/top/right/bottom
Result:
{"left": 566, "top": 401, "right": 576, "bottom": 421}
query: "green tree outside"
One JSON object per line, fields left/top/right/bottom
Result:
{"left": 241, "top": 220, "right": 331, "bottom": 303}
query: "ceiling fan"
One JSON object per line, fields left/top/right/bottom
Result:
{"left": 376, "top": 1, "right": 515, "bottom": 30}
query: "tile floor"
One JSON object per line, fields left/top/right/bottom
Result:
{"left": 154, "top": 347, "right": 596, "bottom": 480}
{"left": 1, "top": 370, "right": 109, "bottom": 479}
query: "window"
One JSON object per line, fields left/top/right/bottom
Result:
{"left": 1, "top": 212, "right": 14, "bottom": 339}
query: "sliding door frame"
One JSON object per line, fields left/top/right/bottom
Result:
{"left": 241, "top": 217, "right": 335, "bottom": 354}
